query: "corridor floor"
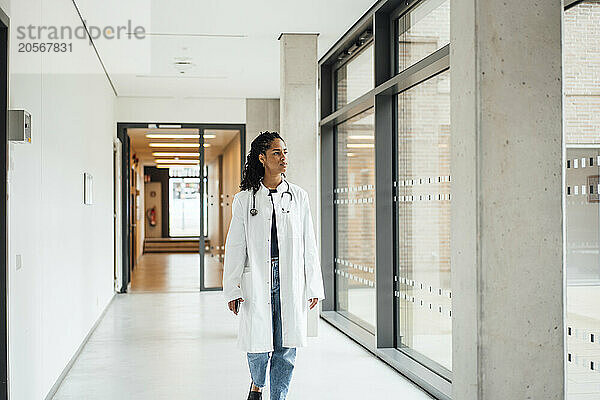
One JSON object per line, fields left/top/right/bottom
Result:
{"left": 51, "top": 291, "right": 434, "bottom": 400}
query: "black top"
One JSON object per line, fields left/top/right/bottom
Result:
{"left": 268, "top": 189, "right": 279, "bottom": 258}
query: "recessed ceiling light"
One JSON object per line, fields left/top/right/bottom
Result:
{"left": 152, "top": 152, "right": 199, "bottom": 157}
{"left": 346, "top": 143, "right": 374, "bottom": 148}
{"left": 348, "top": 135, "right": 374, "bottom": 140}
{"left": 146, "top": 134, "right": 200, "bottom": 139}
{"left": 155, "top": 159, "right": 200, "bottom": 164}
{"left": 149, "top": 143, "right": 200, "bottom": 147}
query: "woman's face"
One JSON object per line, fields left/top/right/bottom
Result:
{"left": 259, "top": 138, "right": 288, "bottom": 175}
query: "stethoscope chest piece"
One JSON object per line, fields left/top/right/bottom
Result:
{"left": 250, "top": 180, "right": 293, "bottom": 216}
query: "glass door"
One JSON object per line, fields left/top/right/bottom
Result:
{"left": 199, "top": 127, "right": 244, "bottom": 290}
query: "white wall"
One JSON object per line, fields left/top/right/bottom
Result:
{"left": 0, "top": 0, "right": 8, "bottom": 16}
{"left": 116, "top": 97, "right": 246, "bottom": 124}
{"left": 5, "top": 0, "right": 117, "bottom": 398}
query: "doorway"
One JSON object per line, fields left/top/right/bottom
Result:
{"left": 0, "top": 7, "right": 8, "bottom": 400}
{"left": 116, "top": 123, "right": 245, "bottom": 293}
{"left": 0, "top": 9, "right": 10, "bottom": 400}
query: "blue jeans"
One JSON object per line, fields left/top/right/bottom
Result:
{"left": 247, "top": 257, "right": 296, "bottom": 400}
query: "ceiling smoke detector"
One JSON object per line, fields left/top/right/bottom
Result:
{"left": 173, "top": 57, "right": 194, "bottom": 74}
{"left": 173, "top": 47, "right": 195, "bottom": 74}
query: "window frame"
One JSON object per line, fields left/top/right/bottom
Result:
{"left": 319, "top": 0, "right": 452, "bottom": 398}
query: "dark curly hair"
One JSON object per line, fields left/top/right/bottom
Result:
{"left": 240, "top": 131, "right": 285, "bottom": 192}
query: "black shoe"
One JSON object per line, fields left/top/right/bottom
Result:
{"left": 247, "top": 382, "right": 262, "bottom": 400}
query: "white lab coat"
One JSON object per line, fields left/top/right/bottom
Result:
{"left": 222, "top": 178, "right": 325, "bottom": 352}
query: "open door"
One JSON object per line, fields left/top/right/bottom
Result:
{"left": 0, "top": 7, "right": 9, "bottom": 400}
{"left": 200, "top": 127, "right": 244, "bottom": 291}
{"left": 113, "top": 140, "right": 123, "bottom": 292}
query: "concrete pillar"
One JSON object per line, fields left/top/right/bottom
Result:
{"left": 279, "top": 33, "right": 319, "bottom": 336}
{"left": 451, "top": 1, "right": 564, "bottom": 399}
{"left": 245, "top": 98, "right": 280, "bottom": 156}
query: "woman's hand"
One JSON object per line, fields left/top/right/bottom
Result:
{"left": 228, "top": 298, "right": 244, "bottom": 315}
{"left": 308, "top": 298, "right": 319, "bottom": 310}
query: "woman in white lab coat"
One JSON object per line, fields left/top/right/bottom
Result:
{"left": 222, "top": 131, "right": 325, "bottom": 400}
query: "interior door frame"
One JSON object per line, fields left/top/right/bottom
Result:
{"left": 0, "top": 6, "right": 9, "bottom": 399}
{"left": 116, "top": 122, "right": 245, "bottom": 293}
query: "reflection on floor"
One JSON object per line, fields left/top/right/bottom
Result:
{"left": 130, "top": 253, "right": 200, "bottom": 292}
{"left": 50, "top": 292, "right": 434, "bottom": 400}
{"left": 567, "top": 285, "right": 600, "bottom": 399}
{"left": 204, "top": 251, "right": 224, "bottom": 289}
{"left": 130, "top": 253, "right": 223, "bottom": 293}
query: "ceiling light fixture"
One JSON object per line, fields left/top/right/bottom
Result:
{"left": 154, "top": 159, "right": 200, "bottom": 164}
{"left": 149, "top": 143, "right": 200, "bottom": 147}
{"left": 346, "top": 143, "right": 374, "bottom": 148}
{"left": 348, "top": 135, "right": 374, "bottom": 140}
{"left": 146, "top": 134, "right": 200, "bottom": 139}
{"left": 152, "top": 152, "right": 199, "bottom": 157}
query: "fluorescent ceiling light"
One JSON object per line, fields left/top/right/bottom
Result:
{"left": 149, "top": 142, "right": 199, "bottom": 147}
{"left": 149, "top": 143, "right": 211, "bottom": 147}
{"left": 347, "top": 153, "right": 356, "bottom": 157}
{"left": 155, "top": 159, "right": 200, "bottom": 164}
{"left": 348, "top": 135, "right": 374, "bottom": 140}
{"left": 346, "top": 143, "right": 374, "bottom": 148}
{"left": 158, "top": 124, "right": 181, "bottom": 129}
{"left": 152, "top": 152, "right": 199, "bottom": 157}
{"left": 146, "top": 134, "right": 200, "bottom": 139}
{"left": 203, "top": 134, "right": 216, "bottom": 139}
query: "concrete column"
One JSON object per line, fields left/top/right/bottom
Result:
{"left": 245, "top": 98, "right": 280, "bottom": 156}
{"left": 279, "top": 33, "right": 319, "bottom": 336}
{"left": 451, "top": 1, "right": 564, "bottom": 399}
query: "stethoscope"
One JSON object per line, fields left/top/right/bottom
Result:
{"left": 250, "top": 179, "right": 293, "bottom": 216}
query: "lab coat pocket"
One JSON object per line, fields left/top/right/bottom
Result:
{"left": 240, "top": 270, "right": 252, "bottom": 305}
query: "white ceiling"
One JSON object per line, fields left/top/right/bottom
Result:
{"left": 75, "top": 0, "right": 376, "bottom": 98}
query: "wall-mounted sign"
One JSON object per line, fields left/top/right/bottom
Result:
{"left": 84, "top": 172, "right": 93, "bottom": 205}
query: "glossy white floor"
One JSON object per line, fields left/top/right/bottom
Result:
{"left": 51, "top": 291, "right": 434, "bottom": 400}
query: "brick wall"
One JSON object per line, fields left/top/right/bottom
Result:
{"left": 564, "top": 0, "right": 600, "bottom": 144}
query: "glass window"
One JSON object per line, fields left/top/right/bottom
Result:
{"left": 335, "top": 43, "right": 374, "bottom": 110}
{"left": 169, "top": 177, "right": 201, "bottom": 237}
{"left": 334, "top": 108, "right": 376, "bottom": 331}
{"left": 396, "top": 70, "right": 451, "bottom": 372}
{"left": 397, "top": 0, "right": 450, "bottom": 73}
{"left": 566, "top": 148, "right": 600, "bottom": 399}
{"left": 564, "top": 2, "right": 600, "bottom": 397}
